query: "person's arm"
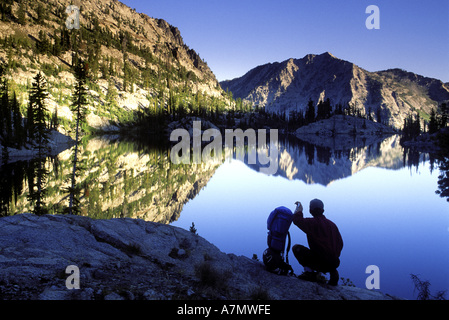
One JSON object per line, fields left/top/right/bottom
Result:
{"left": 293, "top": 201, "right": 307, "bottom": 232}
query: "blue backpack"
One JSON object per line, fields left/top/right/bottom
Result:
{"left": 263, "top": 206, "right": 294, "bottom": 275}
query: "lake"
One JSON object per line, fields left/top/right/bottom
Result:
{"left": 170, "top": 134, "right": 449, "bottom": 300}
{"left": 1, "top": 133, "right": 448, "bottom": 300}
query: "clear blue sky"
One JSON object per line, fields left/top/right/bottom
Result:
{"left": 121, "top": 0, "right": 449, "bottom": 82}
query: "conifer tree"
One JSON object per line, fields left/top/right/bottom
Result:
{"left": 0, "top": 73, "right": 10, "bottom": 144}
{"left": 67, "top": 60, "right": 88, "bottom": 215}
{"left": 106, "top": 77, "right": 118, "bottom": 109}
{"left": 53, "top": 30, "right": 61, "bottom": 56}
{"left": 305, "top": 99, "right": 315, "bottom": 124}
{"left": 28, "top": 72, "right": 49, "bottom": 215}
{"left": 11, "top": 91, "right": 24, "bottom": 148}
{"left": 25, "top": 100, "right": 34, "bottom": 143}
{"left": 29, "top": 72, "right": 49, "bottom": 149}
{"left": 36, "top": 3, "right": 46, "bottom": 25}
{"left": 17, "top": 0, "right": 26, "bottom": 26}
{"left": 439, "top": 102, "right": 448, "bottom": 128}
{"left": 428, "top": 108, "right": 438, "bottom": 134}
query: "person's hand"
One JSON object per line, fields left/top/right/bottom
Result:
{"left": 294, "top": 201, "right": 303, "bottom": 214}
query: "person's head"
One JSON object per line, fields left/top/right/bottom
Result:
{"left": 309, "top": 199, "right": 324, "bottom": 217}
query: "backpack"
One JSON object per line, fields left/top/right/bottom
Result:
{"left": 263, "top": 206, "right": 294, "bottom": 275}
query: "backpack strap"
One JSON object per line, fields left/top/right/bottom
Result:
{"left": 285, "top": 231, "right": 291, "bottom": 265}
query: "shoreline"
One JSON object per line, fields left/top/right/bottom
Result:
{"left": 0, "top": 130, "right": 75, "bottom": 164}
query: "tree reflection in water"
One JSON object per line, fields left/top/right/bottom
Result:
{"left": 1, "top": 133, "right": 448, "bottom": 219}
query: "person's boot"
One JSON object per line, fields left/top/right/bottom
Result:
{"left": 297, "top": 271, "right": 318, "bottom": 282}
{"left": 328, "top": 269, "right": 339, "bottom": 286}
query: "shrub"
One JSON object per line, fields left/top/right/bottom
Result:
{"left": 194, "top": 262, "right": 229, "bottom": 289}
{"left": 249, "top": 286, "right": 271, "bottom": 300}
{"left": 411, "top": 274, "right": 446, "bottom": 300}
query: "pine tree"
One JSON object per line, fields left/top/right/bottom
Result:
{"left": 317, "top": 99, "right": 332, "bottom": 121}
{"left": 28, "top": 72, "right": 50, "bottom": 215}
{"left": 11, "top": 91, "right": 24, "bottom": 148}
{"left": 25, "top": 100, "right": 34, "bottom": 144}
{"left": 305, "top": 99, "right": 315, "bottom": 124}
{"left": 37, "top": 30, "right": 50, "bottom": 54}
{"left": 121, "top": 31, "right": 130, "bottom": 92}
{"left": 17, "top": 0, "right": 26, "bottom": 25}
{"left": 36, "top": 3, "right": 46, "bottom": 25}
{"left": 53, "top": 30, "right": 61, "bottom": 56}
{"left": 0, "top": 75, "right": 10, "bottom": 144}
{"left": 50, "top": 106, "right": 58, "bottom": 130}
{"left": 439, "top": 102, "right": 448, "bottom": 129}
{"left": 29, "top": 72, "right": 49, "bottom": 149}
{"left": 67, "top": 60, "right": 88, "bottom": 215}
{"left": 108, "top": 57, "right": 114, "bottom": 76}
{"left": 402, "top": 113, "right": 421, "bottom": 141}
{"left": 106, "top": 77, "right": 118, "bottom": 109}
{"left": 60, "top": 27, "right": 71, "bottom": 53}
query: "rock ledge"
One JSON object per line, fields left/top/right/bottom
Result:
{"left": 0, "top": 214, "right": 399, "bottom": 300}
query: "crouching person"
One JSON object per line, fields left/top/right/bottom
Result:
{"left": 292, "top": 199, "right": 343, "bottom": 286}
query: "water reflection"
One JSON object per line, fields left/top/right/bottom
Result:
{"left": 0, "top": 136, "right": 220, "bottom": 222}
{"left": 247, "top": 134, "right": 438, "bottom": 186}
{"left": 0, "top": 133, "right": 447, "bottom": 220}
{"left": 170, "top": 134, "right": 449, "bottom": 299}
{"left": 437, "top": 156, "right": 449, "bottom": 202}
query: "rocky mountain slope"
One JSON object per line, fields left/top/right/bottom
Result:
{"left": 221, "top": 52, "right": 449, "bottom": 129}
{"left": 0, "top": 213, "right": 399, "bottom": 300}
{"left": 0, "top": 0, "right": 229, "bottom": 132}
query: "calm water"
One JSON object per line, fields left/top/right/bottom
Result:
{"left": 171, "top": 135, "right": 449, "bottom": 300}
{"left": 1, "top": 134, "right": 448, "bottom": 299}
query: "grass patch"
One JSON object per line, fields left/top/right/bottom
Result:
{"left": 248, "top": 286, "right": 271, "bottom": 300}
{"left": 194, "top": 261, "right": 230, "bottom": 289}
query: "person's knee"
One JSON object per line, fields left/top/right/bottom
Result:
{"left": 293, "top": 244, "right": 306, "bottom": 253}
{"left": 292, "top": 244, "right": 301, "bottom": 255}
{"left": 292, "top": 244, "right": 308, "bottom": 262}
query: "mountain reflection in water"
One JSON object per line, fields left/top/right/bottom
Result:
{"left": 1, "top": 133, "right": 445, "bottom": 220}
{"left": 249, "top": 134, "right": 433, "bottom": 186}
{"left": 0, "top": 136, "right": 220, "bottom": 222}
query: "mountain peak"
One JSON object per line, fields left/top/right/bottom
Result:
{"left": 220, "top": 53, "right": 449, "bottom": 129}
{"left": 301, "top": 52, "right": 340, "bottom": 65}
{"left": 320, "top": 52, "right": 337, "bottom": 59}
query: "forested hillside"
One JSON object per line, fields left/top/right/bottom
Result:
{"left": 0, "top": 0, "right": 239, "bottom": 144}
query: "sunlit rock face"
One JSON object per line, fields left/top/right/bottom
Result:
{"left": 221, "top": 52, "right": 449, "bottom": 129}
